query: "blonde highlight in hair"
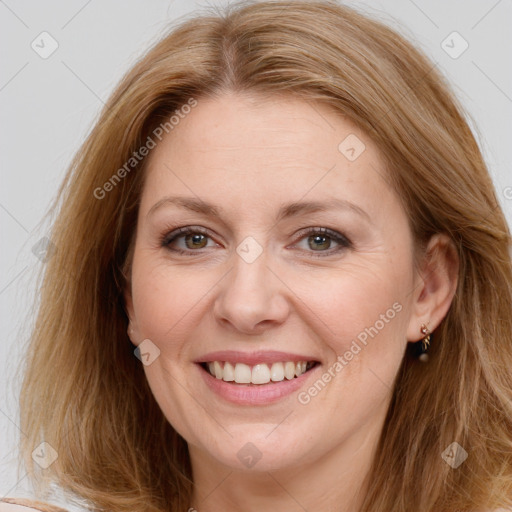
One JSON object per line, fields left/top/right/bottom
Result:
{"left": 18, "top": 1, "right": 512, "bottom": 511}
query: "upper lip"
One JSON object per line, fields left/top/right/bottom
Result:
{"left": 195, "top": 350, "right": 320, "bottom": 365}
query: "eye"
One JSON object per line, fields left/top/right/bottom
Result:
{"left": 162, "top": 226, "right": 352, "bottom": 257}
{"left": 162, "top": 226, "right": 217, "bottom": 255}
{"left": 291, "top": 227, "right": 351, "bottom": 257}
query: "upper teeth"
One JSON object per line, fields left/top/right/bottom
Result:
{"left": 206, "top": 361, "right": 313, "bottom": 384}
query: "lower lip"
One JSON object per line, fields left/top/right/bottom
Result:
{"left": 197, "top": 364, "right": 319, "bottom": 405}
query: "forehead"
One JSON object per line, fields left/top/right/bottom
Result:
{"left": 139, "top": 92, "right": 393, "bottom": 220}
{"left": 152, "top": 92, "right": 360, "bottom": 162}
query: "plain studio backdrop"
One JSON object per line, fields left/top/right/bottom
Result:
{"left": 1, "top": 0, "right": 511, "bottom": 508}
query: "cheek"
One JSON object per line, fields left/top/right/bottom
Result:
{"left": 130, "top": 257, "right": 207, "bottom": 350}
{"left": 297, "top": 262, "right": 408, "bottom": 346}
{"left": 293, "top": 262, "right": 411, "bottom": 419}
{"left": 131, "top": 250, "right": 411, "bottom": 356}
{"left": 295, "top": 269, "right": 407, "bottom": 402}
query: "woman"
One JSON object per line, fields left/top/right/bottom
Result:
{"left": 3, "top": 1, "right": 511, "bottom": 511}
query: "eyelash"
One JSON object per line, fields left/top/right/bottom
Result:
{"left": 161, "top": 226, "right": 352, "bottom": 258}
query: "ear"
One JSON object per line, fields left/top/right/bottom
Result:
{"left": 406, "top": 233, "right": 459, "bottom": 341}
{"left": 122, "top": 239, "right": 142, "bottom": 345}
{"left": 124, "top": 280, "right": 141, "bottom": 346}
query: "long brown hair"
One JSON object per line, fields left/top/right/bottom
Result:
{"left": 18, "top": 1, "right": 512, "bottom": 510}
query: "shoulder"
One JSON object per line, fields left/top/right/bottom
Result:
{"left": 0, "top": 498, "right": 69, "bottom": 512}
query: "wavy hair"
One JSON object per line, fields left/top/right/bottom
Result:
{"left": 17, "top": 1, "right": 512, "bottom": 511}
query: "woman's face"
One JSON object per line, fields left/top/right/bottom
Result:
{"left": 126, "top": 92, "right": 422, "bottom": 473}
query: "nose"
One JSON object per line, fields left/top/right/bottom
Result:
{"left": 213, "top": 247, "right": 290, "bottom": 335}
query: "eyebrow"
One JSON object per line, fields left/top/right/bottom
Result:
{"left": 147, "top": 195, "right": 371, "bottom": 223}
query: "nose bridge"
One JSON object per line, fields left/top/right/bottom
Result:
{"left": 236, "top": 236, "right": 274, "bottom": 289}
{"left": 213, "top": 235, "right": 289, "bottom": 332}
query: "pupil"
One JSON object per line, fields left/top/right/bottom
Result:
{"left": 310, "top": 235, "right": 329, "bottom": 250}
{"left": 187, "top": 233, "right": 206, "bottom": 248}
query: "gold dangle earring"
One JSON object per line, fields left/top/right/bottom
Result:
{"left": 418, "top": 323, "right": 431, "bottom": 363}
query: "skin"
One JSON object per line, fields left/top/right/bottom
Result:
{"left": 125, "top": 91, "right": 458, "bottom": 512}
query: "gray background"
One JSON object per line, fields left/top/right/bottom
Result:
{"left": 1, "top": 0, "right": 511, "bottom": 508}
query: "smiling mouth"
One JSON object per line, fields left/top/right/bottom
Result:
{"left": 200, "top": 360, "right": 319, "bottom": 385}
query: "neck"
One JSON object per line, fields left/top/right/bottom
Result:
{"left": 189, "top": 422, "right": 381, "bottom": 512}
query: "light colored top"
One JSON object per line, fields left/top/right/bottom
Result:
{"left": 0, "top": 499, "right": 68, "bottom": 512}
{"left": 0, "top": 503, "right": 41, "bottom": 512}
